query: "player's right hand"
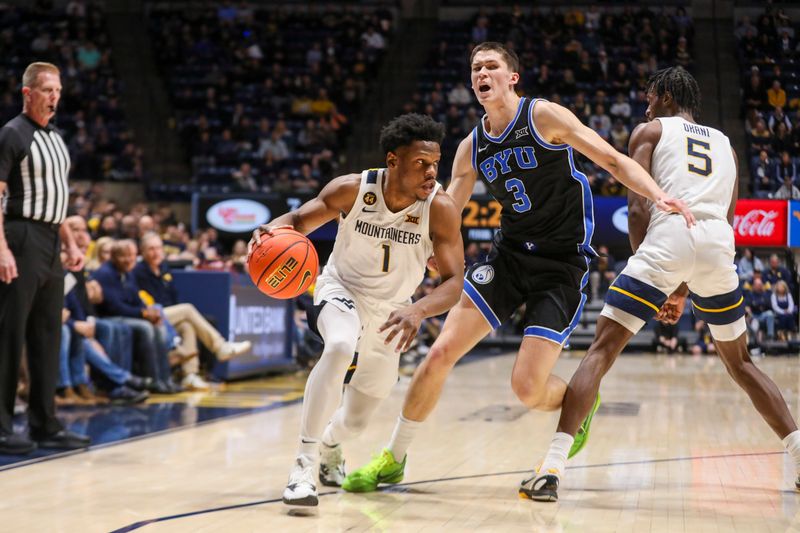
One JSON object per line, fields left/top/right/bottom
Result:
{"left": 247, "top": 224, "right": 294, "bottom": 260}
{"left": 0, "top": 247, "right": 18, "bottom": 284}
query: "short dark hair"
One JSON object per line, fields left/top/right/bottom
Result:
{"left": 470, "top": 42, "right": 520, "bottom": 73}
{"left": 379, "top": 113, "right": 445, "bottom": 154}
{"left": 646, "top": 66, "right": 701, "bottom": 117}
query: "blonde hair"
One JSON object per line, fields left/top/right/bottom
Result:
{"left": 22, "top": 62, "right": 60, "bottom": 89}
{"left": 86, "top": 236, "right": 115, "bottom": 271}
{"left": 775, "top": 280, "right": 789, "bottom": 295}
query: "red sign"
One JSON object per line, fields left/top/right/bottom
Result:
{"left": 732, "top": 199, "right": 787, "bottom": 247}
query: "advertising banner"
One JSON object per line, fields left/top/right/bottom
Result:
{"left": 732, "top": 199, "right": 787, "bottom": 247}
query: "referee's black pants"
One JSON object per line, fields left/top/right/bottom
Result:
{"left": 0, "top": 220, "right": 64, "bottom": 437}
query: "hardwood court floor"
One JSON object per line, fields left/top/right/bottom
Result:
{"left": 4, "top": 353, "right": 800, "bottom": 532}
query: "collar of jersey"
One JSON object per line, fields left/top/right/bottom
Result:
{"left": 480, "top": 97, "right": 526, "bottom": 143}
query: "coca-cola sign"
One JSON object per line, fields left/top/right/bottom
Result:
{"left": 732, "top": 199, "right": 787, "bottom": 247}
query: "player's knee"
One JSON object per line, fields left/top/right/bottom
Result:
{"left": 342, "top": 414, "right": 369, "bottom": 435}
{"left": 321, "top": 339, "right": 356, "bottom": 363}
{"left": 510, "top": 374, "right": 545, "bottom": 408}
{"left": 422, "top": 343, "right": 458, "bottom": 374}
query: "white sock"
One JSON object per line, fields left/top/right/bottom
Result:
{"left": 783, "top": 430, "right": 800, "bottom": 474}
{"left": 387, "top": 415, "right": 421, "bottom": 460}
{"left": 298, "top": 437, "right": 319, "bottom": 459}
{"left": 537, "top": 432, "right": 574, "bottom": 479}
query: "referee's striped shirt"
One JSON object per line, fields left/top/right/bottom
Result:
{"left": 0, "top": 113, "right": 71, "bottom": 225}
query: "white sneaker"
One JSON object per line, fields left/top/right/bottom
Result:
{"left": 181, "top": 373, "right": 211, "bottom": 391}
{"left": 216, "top": 340, "right": 252, "bottom": 361}
{"left": 283, "top": 455, "right": 318, "bottom": 509}
{"left": 319, "top": 443, "right": 346, "bottom": 487}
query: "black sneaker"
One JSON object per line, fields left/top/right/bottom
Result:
{"left": 125, "top": 375, "right": 153, "bottom": 391}
{"left": 519, "top": 472, "right": 560, "bottom": 502}
{"left": 109, "top": 385, "right": 149, "bottom": 405}
{"left": 0, "top": 432, "right": 36, "bottom": 455}
{"left": 33, "top": 429, "right": 91, "bottom": 450}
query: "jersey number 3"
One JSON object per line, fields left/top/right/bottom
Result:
{"left": 687, "top": 138, "right": 712, "bottom": 177}
{"left": 505, "top": 178, "right": 532, "bottom": 213}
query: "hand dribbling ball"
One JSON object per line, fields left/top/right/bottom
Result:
{"left": 248, "top": 228, "right": 318, "bottom": 299}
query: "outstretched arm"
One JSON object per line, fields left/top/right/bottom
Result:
{"left": 626, "top": 121, "right": 660, "bottom": 253}
{"left": 533, "top": 100, "right": 695, "bottom": 227}
{"left": 380, "top": 191, "right": 465, "bottom": 352}
{"left": 248, "top": 173, "right": 360, "bottom": 255}
{"left": 446, "top": 133, "right": 479, "bottom": 213}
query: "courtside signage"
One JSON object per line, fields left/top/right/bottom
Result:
{"left": 733, "top": 199, "right": 787, "bottom": 247}
{"left": 206, "top": 199, "right": 270, "bottom": 233}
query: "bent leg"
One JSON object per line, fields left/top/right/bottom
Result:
{"left": 511, "top": 337, "right": 566, "bottom": 411}
{"left": 557, "top": 316, "right": 634, "bottom": 435}
{"left": 323, "top": 386, "right": 382, "bottom": 446}
{"left": 298, "top": 303, "right": 360, "bottom": 447}
{"left": 400, "top": 294, "right": 492, "bottom": 422}
{"left": 714, "top": 326, "right": 798, "bottom": 439}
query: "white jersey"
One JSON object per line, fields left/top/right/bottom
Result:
{"left": 649, "top": 116, "right": 736, "bottom": 225}
{"left": 320, "top": 168, "right": 439, "bottom": 305}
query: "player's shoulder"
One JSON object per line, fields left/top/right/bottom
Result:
{"left": 429, "top": 188, "right": 460, "bottom": 227}
{"left": 630, "top": 119, "right": 662, "bottom": 146}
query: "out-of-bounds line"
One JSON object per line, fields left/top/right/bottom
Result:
{"left": 0, "top": 398, "right": 303, "bottom": 473}
{"left": 109, "top": 449, "right": 788, "bottom": 532}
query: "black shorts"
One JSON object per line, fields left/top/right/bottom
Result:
{"left": 463, "top": 244, "right": 589, "bottom": 345}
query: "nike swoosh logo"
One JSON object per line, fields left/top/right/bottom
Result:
{"left": 300, "top": 270, "right": 312, "bottom": 287}
{"left": 362, "top": 207, "right": 376, "bottom": 213}
{"left": 477, "top": 145, "right": 488, "bottom": 153}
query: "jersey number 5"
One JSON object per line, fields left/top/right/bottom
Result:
{"left": 505, "top": 178, "right": 532, "bottom": 213}
{"left": 687, "top": 138, "right": 712, "bottom": 177}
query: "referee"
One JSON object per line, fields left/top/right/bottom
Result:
{"left": 0, "top": 62, "right": 90, "bottom": 453}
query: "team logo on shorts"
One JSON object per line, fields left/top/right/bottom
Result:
{"left": 471, "top": 265, "right": 494, "bottom": 285}
{"left": 363, "top": 192, "right": 377, "bottom": 206}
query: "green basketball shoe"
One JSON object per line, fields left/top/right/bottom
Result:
{"left": 342, "top": 448, "right": 406, "bottom": 493}
{"left": 568, "top": 393, "right": 601, "bottom": 459}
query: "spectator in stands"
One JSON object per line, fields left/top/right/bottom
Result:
{"left": 652, "top": 320, "right": 679, "bottom": 354}
{"left": 745, "top": 277, "right": 775, "bottom": 341}
{"left": 771, "top": 280, "right": 796, "bottom": 340}
{"left": 773, "top": 175, "right": 800, "bottom": 199}
{"left": 609, "top": 93, "right": 632, "bottom": 122}
{"left": 91, "top": 240, "right": 179, "bottom": 394}
{"left": 258, "top": 130, "right": 289, "bottom": 161}
{"left": 232, "top": 162, "right": 259, "bottom": 192}
{"left": 691, "top": 320, "right": 716, "bottom": 356}
{"left": 744, "top": 74, "right": 768, "bottom": 112}
{"left": 764, "top": 254, "right": 794, "bottom": 291}
{"left": 753, "top": 150, "right": 774, "bottom": 196}
{"left": 737, "top": 248, "right": 764, "bottom": 283}
{"left": 86, "top": 236, "right": 114, "bottom": 272}
{"left": 772, "top": 123, "right": 792, "bottom": 154}
{"left": 447, "top": 82, "right": 472, "bottom": 106}
{"left": 134, "top": 233, "right": 251, "bottom": 390}
{"left": 610, "top": 119, "right": 630, "bottom": 152}
{"left": 768, "top": 79, "right": 787, "bottom": 109}
{"left": 589, "top": 103, "right": 611, "bottom": 139}
{"left": 589, "top": 245, "right": 616, "bottom": 301}
{"left": 751, "top": 120, "right": 773, "bottom": 154}
{"left": 769, "top": 106, "right": 792, "bottom": 132}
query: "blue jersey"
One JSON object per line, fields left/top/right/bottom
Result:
{"left": 471, "top": 97, "right": 595, "bottom": 256}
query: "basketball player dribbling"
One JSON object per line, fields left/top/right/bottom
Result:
{"left": 345, "top": 42, "right": 694, "bottom": 493}
{"left": 527, "top": 67, "right": 800, "bottom": 502}
{"left": 248, "top": 114, "right": 465, "bottom": 512}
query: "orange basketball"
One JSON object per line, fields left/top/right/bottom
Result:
{"left": 248, "top": 228, "right": 319, "bottom": 299}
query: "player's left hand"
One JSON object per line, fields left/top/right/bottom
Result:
{"left": 63, "top": 244, "right": 85, "bottom": 272}
{"left": 379, "top": 307, "right": 424, "bottom": 353}
{"left": 657, "top": 291, "right": 687, "bottom": 325}
{"left": 655, "top": 196, "right": 696, "bottom": 228}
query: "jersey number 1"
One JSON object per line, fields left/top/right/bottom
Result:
{"left": 381, "top": 244, "right": 390, "bottom": 272}
{"left": 687, "top": 138, "right": 712, "bottom": 177}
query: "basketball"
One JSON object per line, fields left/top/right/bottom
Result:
{"left": 248, "top": 228, "right": 318, "bottom": 299}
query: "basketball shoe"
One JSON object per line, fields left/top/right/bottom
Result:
{"left": 319, "top": 443, "right": 346, "bottom": 487}
{"left": 341, "top": 448, "right": 405, "bottom": 492}
{"left": 519, "top": 466, "right": 560, "bottom": 502}
{"left": 568, "top": 393, "right": 601, "bottom": 459}
{"left": 283, "top": 455, "right": 318, "bottom": 509}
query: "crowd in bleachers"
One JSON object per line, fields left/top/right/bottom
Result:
{"left": 736, "top": 5, "right": 800, "bottom": 198}
{"left": 0, "top": 2, "right": 144, "bottom": 182}
{"left": 14, "top": 185, "right": 255, "bottom": 410}
{"left": 146, "top": 3, "right": 393, "bottom": 193}
{"left": 400, "top": 6, "right": 694, "bottom": 193}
